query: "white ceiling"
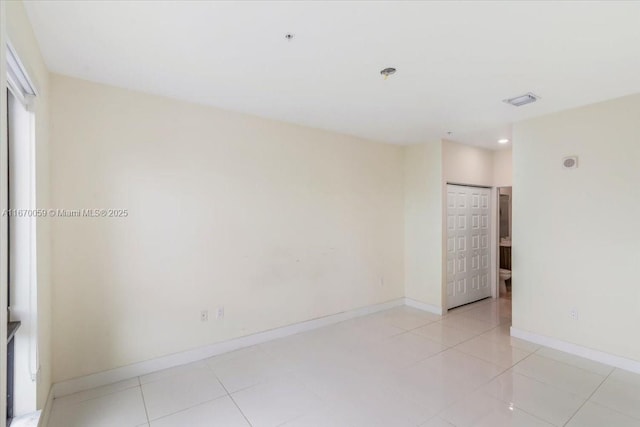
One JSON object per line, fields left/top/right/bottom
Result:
{"left": 24, "top": 1, "right": 640, "bottom": 149}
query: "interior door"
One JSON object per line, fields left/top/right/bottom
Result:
{"left": 446, "top": 184, "right": 492, "bottom": 309}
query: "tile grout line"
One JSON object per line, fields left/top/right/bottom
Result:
{"left": 430, "top": 312, "right": 574, "bottom": 426}
{"left": 572, "top": 399, "right": 640, "bottom": 423}
{"left": 214, "top": 373, "right": 254, "bottom": 427}
{"left": 140, "top": 362, "right": 240, "bottom": 424}
{"left": 561, "top": 368, "right": 614, "bottom": 426}
{"left": 138, "top": 360, "right": 210, "bottom": 386}
{"left": 58, "top": 299, "right": 639, "bottom": 427}
{"left": 509, "top": 361, "right": 608, "bottom": 398}
{"left": 490, "top": 351, "right": 576, "bottom": 426}
{"left": 137, "top": 376, "right": 151, "bottom": 426}
{"left": 441, "top": 323, "right": 516, "bottom": 368}
{"left": 503, "top": 348, "right": 636, "bottom": 425}
{"left": 147, "top": 322, "right": 501, "bottom": 426}
{"left": 531, "top": 345, "right": 615, "bottom": 378}
{"left": 396, "top": 314, "right": 514, "bottom": 374}
{"left": 500, "top": 350, "right": 605, "bottom": 406}
{"left": 433, "top": 349, "right": 539, "bottom": 421}
{"left": 511, "top": 346, "right": 640, "bottom": 422}
{"left": 143, "top": 394, "right": 235, "bottom": 425}
{"left": 474, "top": 352, "right": 569, "bottom": 427}
{"left": 392, "top": 319, "right": 462, "bottom": 367}
{"left": 401, "top": 301, "right": 611, "bottom": 427}
{"left": 205, "top": 358, "right": 255, "bottom": 426}
{"left": 52, "top": 380, "right": 141, "bottom": 406}
{"left": 401, "top": 309, "right": 525, "bottom": 422}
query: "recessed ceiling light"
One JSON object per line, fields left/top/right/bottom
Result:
{"left": 380, "top": 67, "right": 396, "bottom": 79}
{"left": 503, "top": 92, "right": 539, "bottom": 107}
{"left": 498, "top": 139, "right": 509, "bottom": 144}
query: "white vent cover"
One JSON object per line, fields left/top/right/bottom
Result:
{"left": 562, "top": 156, "right": 578, "bottom": 169}
{"left": 503, "top": 92, "right": 539, "bottom": 107}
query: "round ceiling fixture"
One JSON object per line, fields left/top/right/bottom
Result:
{"left": 563, "top": 156, "right": 578, "bottom": 169}
{"left": 380, "top": 67, "right": 396, "bottom": 79}
{"left": 284, "top": 33, "right": 295, "bottom": 41}
{"left": 498, "top": 138, "right": 510, "bottom": 144}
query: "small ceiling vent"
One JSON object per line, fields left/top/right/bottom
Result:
{"left": 503, "top": 92, "right": 539, "bottom": 107}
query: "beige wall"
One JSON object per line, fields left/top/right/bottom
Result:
{"left": 5, "top": 1, "right": 639, "bottom": 402}
{"left": 403, "top": 142, "right": 442, "bottom": 308}
{"left": 512, "top": 94, "right": 640, "bottom": 362}
{"left": 6, "top": 0, "right": 52, "bottom": 410}
{"left": 404, "top": 140, "right": 503, "bottom": 313}
{"left": 442, "top": 139, "right": 495, "bottom": 187}
{"left": 50, "top": 74, "right": 405, "bottom": 382}
{"left": 441, "top": 140, "right": 498, "bottom": 306}
{"left": 493, "top": 148, "right": 512, "bottom": 187}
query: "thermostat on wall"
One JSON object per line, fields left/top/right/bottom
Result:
{"left": 562, "top": 156, "right": 578, "bottom": 169}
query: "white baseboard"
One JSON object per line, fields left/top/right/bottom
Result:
{"left": 53, "top": 297, "right": 405, "bottom": 398}
{"left": 404, "top": 298, "right": 443, "bottom": 315}
{"left": 511, "top": 327, "right": 640, "bottom": 374}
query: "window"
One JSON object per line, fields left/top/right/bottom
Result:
{"left": 6, "top": 41, "right": 38, "bottom": 422}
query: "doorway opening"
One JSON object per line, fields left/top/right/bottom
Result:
{"left": 498, "top": 187, "right": 512, "bottom": 301}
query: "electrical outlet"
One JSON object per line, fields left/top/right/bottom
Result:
{"left": 569, "top": 309, "right": 579, "bottom": 321}
{"left": 216, "top": 306, "right": 225, "bottom": 320}
{"left": 200, "top": 310, "right": 209, "bottom": 322}
{"left": 31, "top": 366, "right": 41, "bottom": 383}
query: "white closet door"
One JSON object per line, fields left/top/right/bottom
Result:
{"left": 446, "top": 185, "right": 492, "bottom": 309}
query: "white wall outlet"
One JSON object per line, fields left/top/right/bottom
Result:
{"left": 569, "top": 308, "right": 579, "bottom": 320}
{"left": 31, "top": 366, "right": 41, "bottom": 383}
{"left": 200, "top": 310, "right": 209, "bottom": 322}
{"left": 216, "top": 306, "right": 225, "bottom": 320}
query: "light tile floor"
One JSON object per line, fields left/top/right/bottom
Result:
{"left": 48, "top": 297, "right": 640, "bottom": 427}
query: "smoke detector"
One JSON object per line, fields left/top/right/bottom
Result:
{"left": 503, "top": 92, "right": 539, "bottom": 107}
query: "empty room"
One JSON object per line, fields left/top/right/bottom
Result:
{"left": 1, "top": 1, "right": 640, "bottom": 426}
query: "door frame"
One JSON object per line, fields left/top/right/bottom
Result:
{"left": 443, "top": 182, "right": 498, "bottom": 312}
{"left": 495, "top": 186, "right": 512, "bottom": 300}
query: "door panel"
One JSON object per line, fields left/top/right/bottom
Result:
{"left": 446, "top": 184, "right": 492, "bottom": 309}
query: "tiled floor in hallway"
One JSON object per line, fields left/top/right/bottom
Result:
{"left": 47, "top": 298, "right": 640, "bottom": 427}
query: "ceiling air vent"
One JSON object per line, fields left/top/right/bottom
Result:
{"left": 503, "top": 92, "right": 539, "bottom": 107}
